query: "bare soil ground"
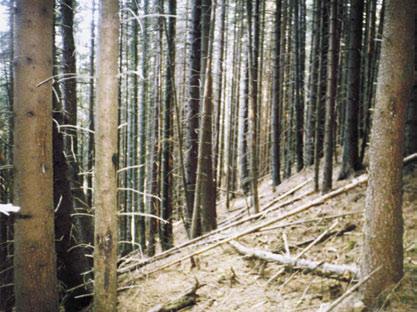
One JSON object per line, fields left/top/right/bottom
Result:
{"left": 117, "top": 163, "right": 417, "bottom": 312}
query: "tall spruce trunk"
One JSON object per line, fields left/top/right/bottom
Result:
{"left": 137, "top": 0, "right": 150, "bottom": 252}
{"left": 184, "top": 0, "right": 203, "bottom": 230}
{"left": 271, "top": 0, "right": 282, "bottom": 187}
{"left": 246, "top": 0, "right": 261, "bottom": 213}
{"left": 338, "top": 0, "right": 364, "bottom": 179}
{"left": 93, "top": 0, "right": 119, "bottom": 310}
{"left": 305, "top": 0, "right": 321, "bottom": 166}
{"left": 294, "top": 0, "right": 304, "bottom": 172}
{"left": 321, "top": 0, "right": 340, "bottom": 193}
{"left": 160, "top": 0, "right": 176, "bottom": 250}
{"left": 361, "top": 0, "right": 415, "bottom": 306}
{"left": 13, "top": 1, "right": 58, "bottom": 310}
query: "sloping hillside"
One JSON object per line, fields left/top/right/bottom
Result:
{"left": 117, "top": 164, "right": 417, "bottom": 312}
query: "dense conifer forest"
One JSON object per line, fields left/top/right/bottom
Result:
{"left": 0, "top": 0, "right": 416, "bottom": 311}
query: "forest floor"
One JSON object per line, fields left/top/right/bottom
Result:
{"left": 117, "top": 162, "right": 417, "bottom": 312}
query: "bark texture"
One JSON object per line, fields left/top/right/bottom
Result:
{"left": 361, "top": 0, "right": 415, "bottom": 305}
{"left": 13, "top": 1, "right": 58, "bottom": 311}
{"left": 93, "top": 0, "right": 119, "bottom": 310}
{"left": 339, "top": 0, "right": 364, "bottom": 179}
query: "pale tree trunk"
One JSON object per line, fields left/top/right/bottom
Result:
{"left": 361, "top": 0, "right": 415, "bottom": 306}
{"left": 246, "top": 0, "right": 261, "bottom": 213}
{"left": 93, "top": 0, "right": 119, "bottom": 310}
{"left": 13, "top": 0, "right": 58, "bottom": 311}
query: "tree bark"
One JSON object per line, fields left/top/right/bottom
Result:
{"left": 13, "top": 0, "right": 58, "bottom": 310}
{"left": 160, "top": 0, "right": 176, "bottom": 250}
{"left": 271, "top": 0, "right": 282, "bottom": 187}
{"left": 338, "top": 0, "right": 364, "bottom": 180}
{"left": 94, "top": 0, "right": 119, "bottom": 310}
{"left": 361, "top": 0, "right": 415, "bottom": 306}
{"left": 321, "top": 0, "right": 340, "bottom": 193}
{"left": 184, "top": 0, "right": 203, "bottom": 230}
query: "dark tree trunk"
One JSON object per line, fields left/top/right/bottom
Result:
{"left": 271, "top": 0, "right": 282, "bottom": 186}
{"left": 160, "top": 0, "right": 176, "bottom": 250}
{"left": 184, "top": 0, "right": 203, "bottom": 230}
{"left": 314, "top": 0, "right": 329, "bottom": 191}
{"left": 338, "top": 0, "right": 364, "bottom": 179}
{"left": 294, "top": 0, "right": 304, "bottom": 172}
{"left": 405, "top": 17, "right": 417, "bottom": 156}
{"left": 322, "top": 0, "right": 340, "bottom": 193}
{"left": 239, "top": 54, "right": 250, "bottom": 194}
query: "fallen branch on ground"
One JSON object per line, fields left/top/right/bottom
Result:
{"left": 262, "top": 178, "right": 312, "bottom": 211}
{"left": 120, "top": 153, "right": 417, "bottom": 280}
{"left": 318, "top": 267, "right": 381, "bottom": 312}
{"left": 118, "top": 181, "right": 313, "bottom": 273}
{"left": 267, "top": 221, "right": 340, "bottom": 284}
{"left": 147, "top": 279, "right": 202, "bottom": 312}
{"left": 229, "top": 240, "right": 358, "bottom": 280}
{"left": 295, "top": 223, "right": 357, "bottom": 249}
{"left": 121, "top": 175, "right": 367, "bottom": 281}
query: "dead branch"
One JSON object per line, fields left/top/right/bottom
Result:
{"left": 229, "top": 240, "right": 358, "bottom": 280}
{"left": 122, "top": 175, "right": 367, "bottom": 280}
{"left": 295, "top": 223, "right": 357, "bottom": 249}
{"left": 118, "top": 181, "right": 314, "bottom": 274}
{"left": 262, "top": 178, "right": 312, "bottom": 211}
{"left": 147, "top": 279, "right": 202, "bottom": 312}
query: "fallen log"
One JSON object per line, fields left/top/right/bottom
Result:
{"left": 262, "top": 178, "right": 312, "bottom": 211}
{"left": 118, "top": 182, "right": 313, "bottom": 274}
{"left": 147, "top": 280, "right": 202, "bottom": 312}
{"left": 229, "top": 240, "right": 358, "bottom": 280}
{"left": 295, "top": 223, "right": 357, "bottom": 249}
{"left": 120, "top": 153, "right": 417, "bottom": 279}
{"left": 122, "top": 176, "right": 367, "bottom": 280}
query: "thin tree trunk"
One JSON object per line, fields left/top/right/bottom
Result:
{"left": 339, "top": 0, "right": 364, "bottom": 179}
{"left": 93, "top": 0, "right": 119, "bottom": 310}
{"left": 184, "top": 0, "right": 203, "bottom": 230}
{"left": 322, "top": 0, "right": 340, "bottom": 193}
{"left": 246, "top": 0, "right": 261, "bottom": 213}
{"left": 294, "top": 0, "right": 304, "bottom": 172}
{"left": 160, "top": 0, "right": 176, "bottom": 250}
{"left": 271, "top": 0, "right": 282, "bottom": 187}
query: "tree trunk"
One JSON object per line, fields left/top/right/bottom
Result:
{"left": 313, "top": 0, "right": 329, "bottom": 191}
{"left": 246, "top": 0, "right": 261, "bottom": 213}
{"left": 87, "top": 0, "right": 96, "bottom": 211}
{"left": 294, "top": 0, "right": 304, "bottom": 172}
{"left": 361, "top": 0, "right": 415, "bottom": 306}
{"left": 338, "top": 0, "right": 364, "bottom": 179}
{"left": 93, "top": 0, "right": 119, "bottom": 310}
{"left": 184, "top": 0, "right": 203, "bottom": 230}
{"left": 271, "top": 0, "right": 282, "bottom": 187}
{"left": 321, "top": 0, "right": 340, "bottom": 193}
{"left": 405, "top": 17, "right": 417, "bottom": 156}
{"left": 305, "top": 0, "right": 320, "bottom": 167}
{"left": 160, "top": 0, "right": 176, "bottom": 250}
{"left": 137, "top": 0, "right": 150, "bottom": 252}
{"left": 238, "top": 53, "right": 250, "bottom": 194}
{"left": 13, "top": 0, "right": 58, "bottom": 310}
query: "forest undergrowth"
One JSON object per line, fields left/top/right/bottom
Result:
{"left": 116, "top": 162, "right": 417, "bottom": 312}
